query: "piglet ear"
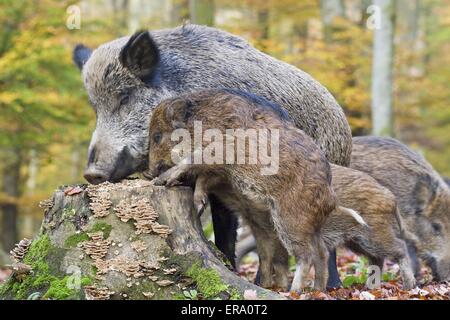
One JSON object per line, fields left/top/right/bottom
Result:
{"left": 120, "top": 30, "right": 160, "bottom": 83}
{"left": 412, "top": 175, "right": 438, "bottom": 215}
{"left": 165, "top": 98, "right": 192, "bottom": 129}
{"left": 73, "top": 44, "right": 92, "bottom": 70}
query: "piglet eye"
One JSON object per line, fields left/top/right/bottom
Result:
{"left": 120, "top": 95, "right": 130, "bottom": 106}
{"left": 153, "top": 132, "right": 162, "bottom": 144}
{"left": 432, "top": 222, "right": 442, "bottom": 234}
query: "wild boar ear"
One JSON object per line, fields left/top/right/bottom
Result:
{"left": 413, "top": 175, "right": 438, "bottom": 215}
{"left": 73, "top": 44, "right": 92, "bottom": 70}
{"left": 165, "top": 99, "right": 192, "bottom": 129}
{"left": 120, "top": 30, "right": 160, "bottom": 84}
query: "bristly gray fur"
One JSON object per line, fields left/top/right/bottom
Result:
{"left": 76, "top": 24, "right": 352, "bottom": 182}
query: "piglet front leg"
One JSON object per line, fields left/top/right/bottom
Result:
{"left": 152, "top": 163, "right": 190, "bottom": 187}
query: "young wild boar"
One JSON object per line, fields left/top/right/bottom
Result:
{"left": 243, "top": 164, "right": 416, "bottom": 289}
{"left": 351, "top": 136, "right": 450, "bottom": 282}
{"left": 145, "top": 89, "right": 361, "bottom": 291}
{"left": 322, "top": 164, "right": 416, "bottom": 289}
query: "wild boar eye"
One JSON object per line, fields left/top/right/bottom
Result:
{"left": 120, "top": 95, "right": 130, "bottom": 106}
{"left": 432, "top": 222, "right": 442, "bottom": 234}
{"left": 153, "top": 132, "right": 162, "bottom": 144}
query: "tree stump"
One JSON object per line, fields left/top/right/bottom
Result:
{"left": 0, "top": 179, "right": 281, "bottom": 300}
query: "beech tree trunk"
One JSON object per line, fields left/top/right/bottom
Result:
{"left": 127, "top": 0, "right": 141, "bottom": 33}
{"left": 189, "top": 0, "right": 214, "bottom": 26}
{"left": 371, "top": 0, "right": 396, "bottom": 136}
{"left": 0, "top": 179, "right": 281, "bottom": 300}
{"left": 1, "top": 148, "right": 21, "bottom": 251}
{"left": 319, "top": 0, "right": 345, "bottom": 40}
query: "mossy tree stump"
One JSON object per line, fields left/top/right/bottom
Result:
{"left": 0, "top": 179, "right": 281, "bottom": 300}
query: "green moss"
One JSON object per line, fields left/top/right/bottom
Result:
{"left": 185, "top": 263, "right": 228, "bottom": 299}
{"left": 173, "top": 293, "right": 187, "bottom": 300}
{"left": 43, "top": 275, "right": 92, "bottom": 300}
{"left": 64, "top": 222, "right": 112, "bottom": 248}
{"left": 91, "top": 265, "right": 98, "bottom": 275}
{"left": 62, "top": 208, "right": 76, "bottom": 220}
{"left": 229, "top": 288, "right": 242, "bottom": 300}
{"left": 203, "top": 221, "right": 214, "bottom": 239}
{"left": 7, "top": 235, "right": 52, "bottom": 299}
{"left": 2, "top": 235, "right": 91, "bottom": 300}
{"left": 0, "top": 278, "right": 14, "bottom": 297}
{"left": 81, "top": 276, "right": 92, "bottom": 286}
{"left": 64, "top": 233, "right": 89, "bottom": 248}
{"left": 42, "top": 277, "right": 72, "bottom": 299}
{"left": 23, "top": 234, "right": 51, "bottom": 266}
{"left": 89, "top": 222, "right": 112, "bottom": 239}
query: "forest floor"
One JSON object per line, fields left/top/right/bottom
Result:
{"left": 1, "top": 248, "right": 449, "bottom": 300}
{"left": 238, "top": 249, "right": 450, "bottom": 300}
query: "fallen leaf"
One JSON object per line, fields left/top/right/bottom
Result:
{"left": 243, "top": 289, "right": 258, "bottom": 300}
{"left": 359, "top": 291, "right": 375, "bottom": 300}
{"left": 64, "top": 186, "right": 84, "bottom": 196}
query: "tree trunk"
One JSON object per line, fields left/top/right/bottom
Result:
{"left": 397, "top": 0, "right": 419, "bottom": 43}
{"left": 127, "top": 0, "right": 141, "bottom": 33}
{"left": 320, "top": 0, "right": 345, "bottom": 25}
{"left": 371, "top": 0, "right": 396, "bottom": 137}
{"left": 189, "top": 0, "right": 214, "bottom": 26}
{"left": 22, "top": 149, "right": 38, "bottom": 238}
{"left": 110, "top": 0, "right": 128, "bottom": 35}
{"left": 171, "top": 0, "right": 190, "bottom": 26}
{"left": 320, "top": 0, "right": 345, "bottom": 40}
{"left": 1, "top": 148, "right": 21, "bottom": 251}
{"left": 71, "top": 147, "right": 81, "bottom": 183}
{"left": 0, "top": 179, "right": 281, "bottom": 300}
{"left": 0, "top": 244, "right": 10, "bottom": 266}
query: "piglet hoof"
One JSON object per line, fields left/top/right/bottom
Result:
{"left": 401, "top": 277, "right": 416, "bottom": 291}
{"left": 142, "top": 170, "right": 154, "bottom": 181}
{"left": 152, "top": 175, "right": 181, "bottom": 187}
{"left": 151, "top": 176, "right": 166, "bottom": 186}
{"left": 165, "top": 178, "right": 182, "bottom": 188}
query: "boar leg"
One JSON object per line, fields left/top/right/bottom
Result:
{"left": 272, "top": 239, "right": 290, "bottom": 291}
{"left": 406, "top": 242, "right": 421, "bottom": 276}
{"left": 398, "top": 256, "right": 416, "bottom": 290}
{"left": 326, "top": 249, "right": 343, "bottom": 289}
{"left": 192, "top": 175, "right": 238, "bottom": 268}
{"left": 313, "top": 238, "right": 329, "bottom": 291}
{"left": 393, "top": 240, "right": 416, "bottom": 290}
{"left": 291, "top": 257, "right": 311, "bottom": 292}
{"left": 251, "top": 224, "right": 275, "bottom": 289}
{"left": 253, "top": 240, "right": 289, "bottom": 291}
{"left": 210, "top": 195, "right": 238, "bottom": 269}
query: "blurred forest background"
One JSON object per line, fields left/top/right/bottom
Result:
{"left": 0, "top": 0, "right": 449, "bottom": 261}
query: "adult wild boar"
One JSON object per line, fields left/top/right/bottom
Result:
{"left": 351, "top": 136, "right": 450, "bottom": 281}
{"left": 73, "top": 24, "right": 352, "bottom": 285}
{"left": 444, "top": 177, "right": 450, "bottom": 187}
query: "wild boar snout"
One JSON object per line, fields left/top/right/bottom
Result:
{"left": 84, "top": 144, "right": 138, "bottom": 184}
